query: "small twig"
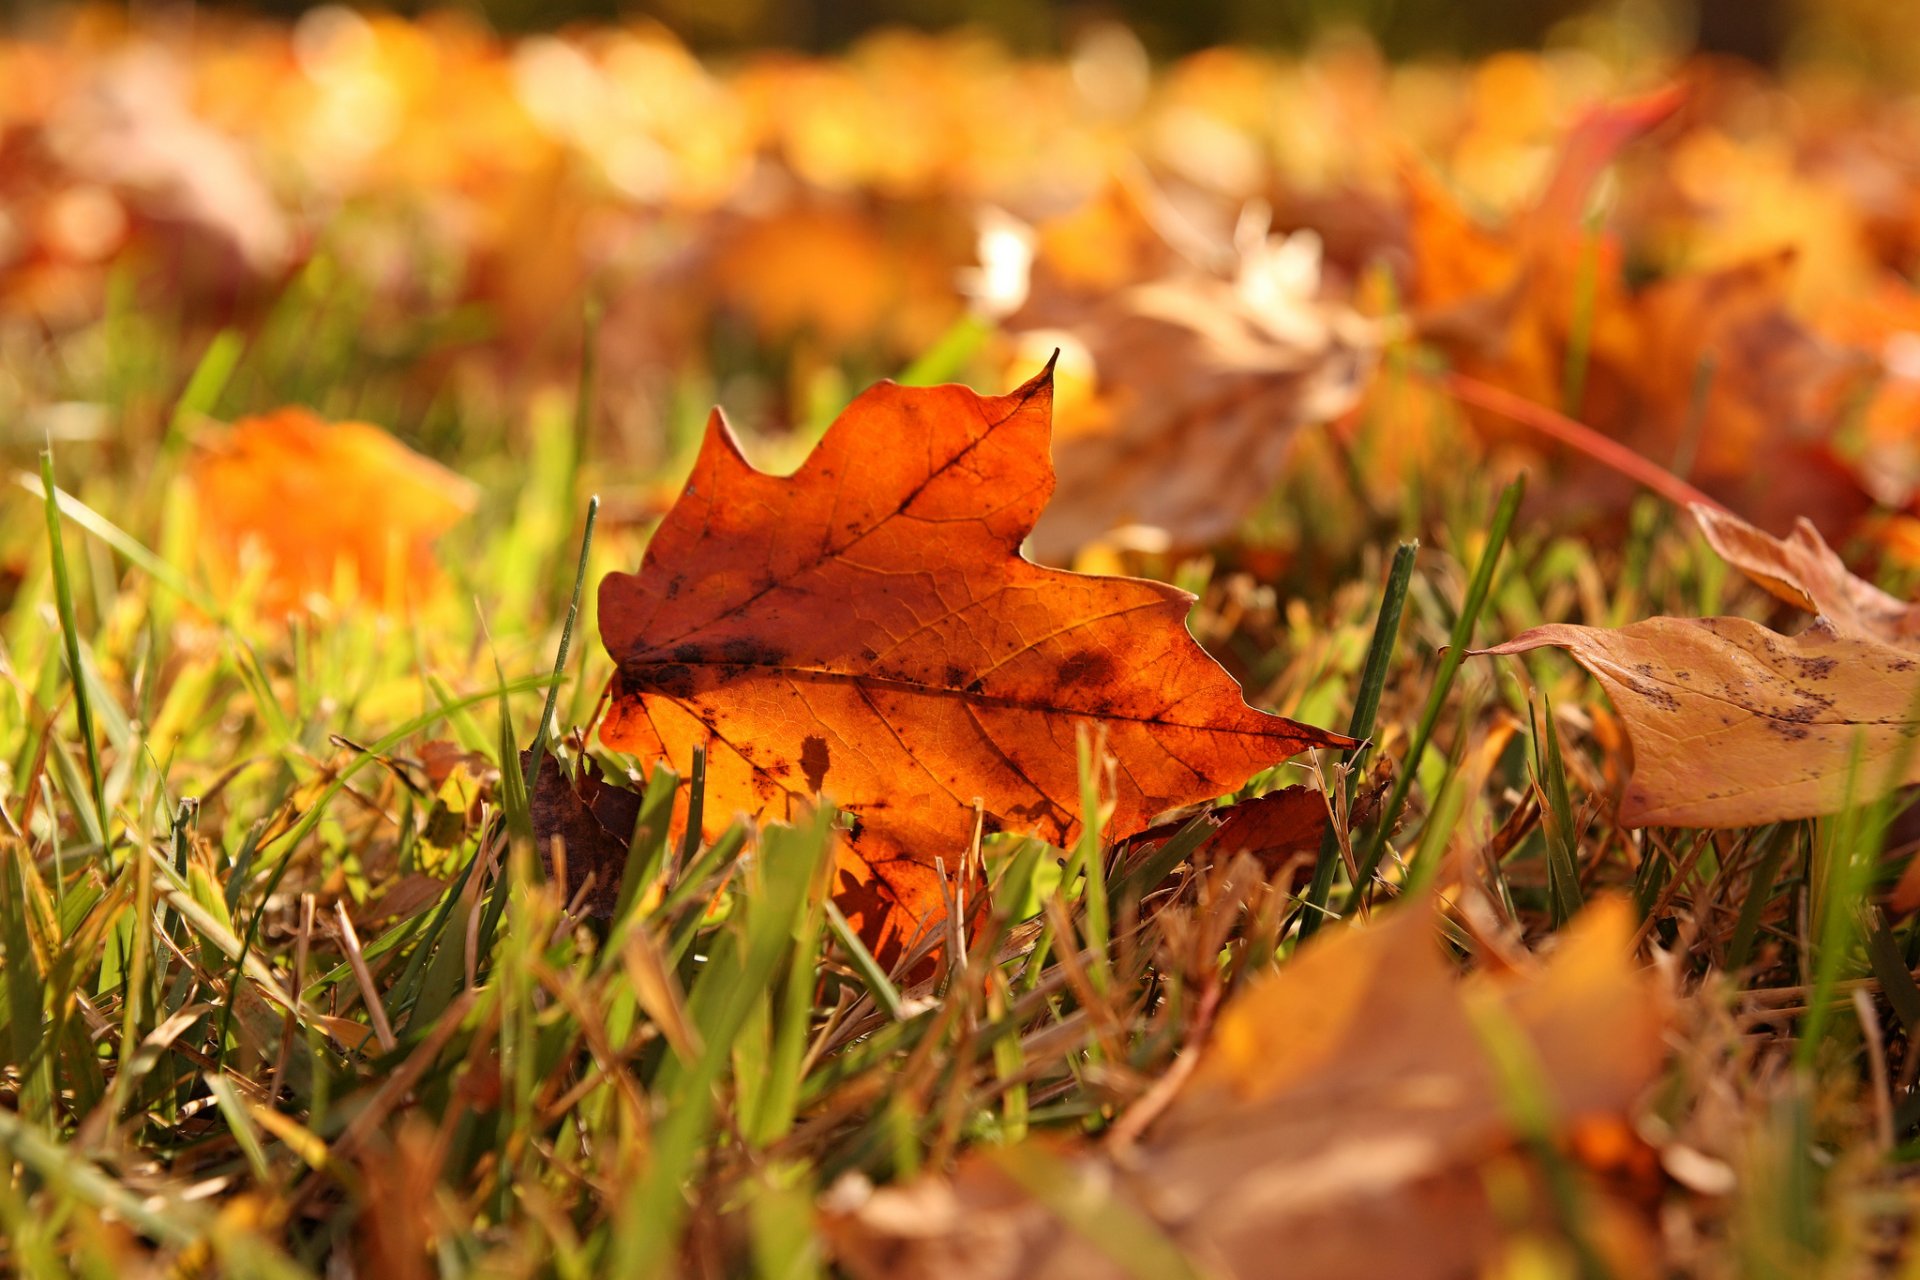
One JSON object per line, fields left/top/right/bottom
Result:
{"left": 1436, "top": 370, "right": 1730, "bottom": 514}
{"left": 1854, "top": 989, "right": 1895, "bottom": 1152}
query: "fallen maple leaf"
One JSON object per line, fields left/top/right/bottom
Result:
{"left": 597, "top": 366, "right": 1350, "bottom": 964}
{"left": 826, "top": 895, "right": 1669, "bottom": 1280}
{"left": 1482, "top": 507, "right": 1920, "bottom": 827}
{"left": 191, "top": 407, "right": 477, "bottom": 615}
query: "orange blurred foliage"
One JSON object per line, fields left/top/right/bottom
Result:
{"left": 190, "top": 406, "right": 476, "bottom": 616}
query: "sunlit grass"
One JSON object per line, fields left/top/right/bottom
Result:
{"left": 1, "top": 249, "right": 1916, "bottom": 1278}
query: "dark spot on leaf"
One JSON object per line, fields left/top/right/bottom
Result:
{"left": 801, "top": 735, "right": 832, "bottom": 793}
{"left": 636, "top": 663, "right": 696, "bottom": 698}
{"left": 717, "top": 636, "right": 786, "bottom": 667}
{"left": 1622, "top": 678, "right": 1681, "bottom": 712}
{"left": 1058, "top": 651, "right": 1118, "bottom": 687}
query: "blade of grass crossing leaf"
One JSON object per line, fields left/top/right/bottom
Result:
{"left": 1072, "top": 730, "right": 1111, "bottom": 993}
{"left": 41, "top": 450, "right": 108, "bottom": 837}
{"left": 476, "top": 673, "right": 530, "bottom": 967}
{"left": 749, "top": 880, "right": 828, "bottom": 1145}
{"left": 605, "top": 762, "right": 680, "bottom": 940}
{"left": 679, "top": 744, "right": 707, "bottom": 870}
{"left": 663, "top": 826, "right": 752, "bottom": 967}
{"left": 1115, "top": 815, "right": 1218, "bottom": 906}
{"left": 825, "top": 900, "right": 906, "bottom": 1022}
{"left": 1350, "top": 474, "right": 1525, "bottom": 903}
{"left": 1302, "top": 540, "right": 1417, "bottom": 937}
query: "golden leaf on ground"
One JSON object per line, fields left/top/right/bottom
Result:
{"left": 826, "top": 896, "right": 1670, "bottom": 1280}
{"left": 1482, "top": 507, "right": 1920, "bottom": 827}
{"left": 596, "top": 366, "right": 1349, "bottom": 965}
{"left": 191, "top": 407, "right": 476, "bottom": 615}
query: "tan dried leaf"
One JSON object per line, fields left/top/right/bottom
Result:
{"left": 1482, "top": 617, "right": 1920, "bottom": 827}
{"left": 827, "top": 896, "right": 1669, "bottom": 1280}
{"left": 1692, "top": 504, "right": 1920, "bottom": 644}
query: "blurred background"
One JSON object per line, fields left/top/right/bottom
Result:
{"left": 9, "top": 0, "right": 1920, "bottom": 596}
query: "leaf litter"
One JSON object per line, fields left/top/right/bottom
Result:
{"left": 12, "top": 15, "right": 1920, "bottom": 1280}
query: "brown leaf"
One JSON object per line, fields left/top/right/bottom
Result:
{"left": 1202, "top": 785, "right": 1331, "bottom": 868}
{"left": 826, "top": 896, "right": 1669, "bottom": 1280}
{"left": 1125, "top": 773, "right": 1392, "bottom": 883}
{"left": 1691, "top": 504, "right": 1920, "bottom": 644}
{"left": 417, "top": 740, "right": 498, "bottom": 792}
{"left": 523, "top": 750, "right": 642, "bottom": 918}
{"left": 1481, "top": 617, "right": 1920, "bottom": 827}
{"left": 1484, "top": 506, "right": 1920, "bottom": 827}
{"left": 596, "top": 367, "right": 1350, "bottom": 964}
{"left": 990, "top": 181, "right": 1375, "bottom": 562}
{"left": 1024, "top": 270, "right": 1376, "bottom": 561}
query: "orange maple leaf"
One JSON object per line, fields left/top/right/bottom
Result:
{"left": 191, "top": 406, "right": 477, "bottom": 616}
{"left": 597, "top": 366, "right": 1351, "bottom": 964}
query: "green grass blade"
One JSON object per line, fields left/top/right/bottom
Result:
{"left": 40, "top": 450, "right": 109, "bottom": 837}
{"left": 1349, "top": 473, "right": 1526, "bottom": 902}
{"left": 1301, "top": 539, "right": 1417, "bottom": 937}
